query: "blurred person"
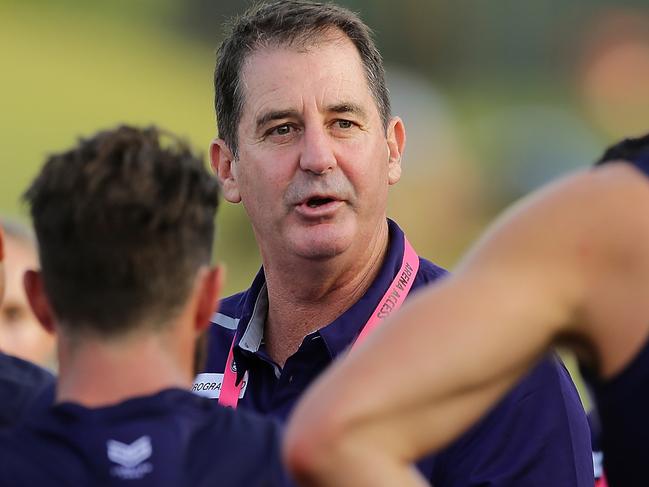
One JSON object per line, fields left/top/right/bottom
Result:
{"left": 284, "top": 134, "right": 649, "bottom": 487}
{"left": 0, "top": 219, "right": 56, "bottom": 368}
{"left": 199, "top": 1, "right": 593, "bottom": 485}
{"left": 0, "top": 126, "right": 288, "bottom": 486}
{"left": 0, "top": 226, "right": 55, "bottom": 429}
{"left": 578, "top": 10, "right": 649, "bottom": 139}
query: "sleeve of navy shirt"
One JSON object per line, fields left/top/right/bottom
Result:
{"left": 0, "top": 352, "right": 55, "bottom": 429}
{"left": 423, "top": 354, "right": 594, "bottom": 486}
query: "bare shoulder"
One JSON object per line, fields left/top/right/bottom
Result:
{"left": 586, "top": 160, "right": 649, "bottom": 212}
{"left": 495, "top": 161, "right": 649, "bottom": 371}
{"left": 577, "top": 162, "right": 649, "bottom": 374}
{"left": 464, "top": 162, "right": 649, "bottom": 266}
{"left": 453, "top": 162, "right": 649, "bottom": 341}
{"left": 571, "top": 161, "right": 649, "bottom": 264}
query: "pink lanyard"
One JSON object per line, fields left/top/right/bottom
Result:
{"left": 218, "top": 236, "right": 419, "bottom": 408}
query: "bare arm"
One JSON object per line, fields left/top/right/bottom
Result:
{"left": 284, "top": 162, "right": 649, "bottom": 487}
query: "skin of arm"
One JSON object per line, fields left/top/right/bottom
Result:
{"left": 283, "top": 161, "right": 649, "bottom": 487}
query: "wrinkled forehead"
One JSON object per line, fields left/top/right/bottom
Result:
{"left": 246, "top": 26, "right": 351, "bottom": 60}
{"left": 241, "top": 28, "right": 362, "bottom": 82}
{"left": 238, "top": 31, "right": 374, "bottom": 119}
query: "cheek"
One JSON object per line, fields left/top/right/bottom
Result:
{"left": 236, "top": 160, "right": 287, "bottom": 213}
{"left": 238, "top": 148, "right": 295, "bottom": 188}
{"left": 344, "top": 145, "right": 390, "bottom": 191}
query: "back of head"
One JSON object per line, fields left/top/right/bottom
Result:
{"left": 215, "top": 0, "right": 390, "bottom": 157}
{"left": 24, "top": 126, "right": 219, "bottom": 339}
{"left": 598, "top": 132, "right": 649, "bottom": 164}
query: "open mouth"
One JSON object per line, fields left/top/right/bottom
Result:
{"left": 306, "top": 197, "right": 335, "bottom": 208}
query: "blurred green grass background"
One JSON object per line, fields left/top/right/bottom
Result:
{"left": 0, "top": 0, "right": 262, "bottom": 288}
{"left": 3, "top": 0, "right": 649, "bottom": 403}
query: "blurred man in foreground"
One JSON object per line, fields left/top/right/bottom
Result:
{"left": 0, "top": 126, "right": 287, "bottom": 486}
{"left": 0, "top": 219, "right": 55, "bottom": 368}
{"left": 0, "top": 226, "right": 55, "bottom": 429}
{"left": 285, "top": 134, "right": 649, "bottom": 487}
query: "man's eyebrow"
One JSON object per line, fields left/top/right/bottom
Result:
{"left": 255, "top": 110, "right": 299, "bottom": 130}
{"left": 254, "top": 103, "right": 368, "bottom": 130}
{"left": 327, "top": 103, "right": 368, "bottom": 119}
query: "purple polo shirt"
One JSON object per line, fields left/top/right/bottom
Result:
{"left": 197, "top": 219, "right": 594, "bottom": 485}
{"left": 0, "top": 388, "right": 288, "bottom": 486}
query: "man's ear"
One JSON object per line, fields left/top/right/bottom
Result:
{"left": 386, "top": 116, "right": 406, "bottom": 185}
{"left": 23, "top": 270, "right": 56, "bottom": 335}
{"left": 194, "top": 266, "right": 224, "bottom": 333}
{"left": 210, "top": 139, "right": 241, "bottom": 203}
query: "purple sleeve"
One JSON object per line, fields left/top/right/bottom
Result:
{"left": 423, "top": 355, "right": 594, "bottom": 486}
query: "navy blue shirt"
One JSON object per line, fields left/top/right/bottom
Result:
{"left": 583, "top": 337, "right": 649, "bottom": 487}
{"left": 583, "top": 152, "right": 649, "bottom": 487}
{"left": 0, "top": 351, "right": 54, "bottom": 429}
{"left": 198, "top": 219, "right": 593, "bottom": 486}
{"left": 0, "top": 388, "right": 288, "bottom": 486}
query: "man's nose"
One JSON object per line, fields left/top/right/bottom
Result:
{"left": 299, "top": 126, "right": 337, "bottom": 175}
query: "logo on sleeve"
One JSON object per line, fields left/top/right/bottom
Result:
{"left": 192, "top": 372, "right": 249, "bottom": 399}
{"left": 107, "top": 436, "right": 153, "bottom": 479}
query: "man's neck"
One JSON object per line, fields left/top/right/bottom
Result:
{"left": 262, "top": 222, "right": 390, "bottom": 367}
{"left": 56, "top": 329, "right": 191, "bottom": 408}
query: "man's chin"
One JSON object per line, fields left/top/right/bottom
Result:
{"left": 295, "top": 243, "right": 346, "bottom": 261}
{"left": 282, "top": 219, "right": 358, "bottom": 261}
{"left": 290, "top": 231, "right": 353, "bottom": 261}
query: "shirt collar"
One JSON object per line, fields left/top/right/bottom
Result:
{"left": 231, "top": 269, "right": 269, "bottom": 377}
{"left": 238, "top": 283, "right": 268, "bottom": 354}
{"left": 231, "top": 219, "right": 411, "bottom": 372}
{"left": 318, "top": 219, "right": 408, "bottom": 359}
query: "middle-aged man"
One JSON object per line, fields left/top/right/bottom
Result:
{"left": 199, "top": 1, "right": 593, "bottom": 484}
{"left": 0, "top": 125, "right": 288, "bottom": 486}
{"left": 285, "top": 133, "right": 649, "bottom": 487}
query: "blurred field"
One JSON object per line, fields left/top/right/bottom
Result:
{"left": 0, "top": 1, "right": 262, "bottom": 291}
{"left": 3, "top": 0, "right": 649, "bottom": 402}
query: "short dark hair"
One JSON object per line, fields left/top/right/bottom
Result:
{"left": 598, "top": 133, "right": 649, "bottom": 165}
{"left": 24, "top": 125, "right": 219, "bottom": 337}
{"left": 215, "top": 0, "right": 391, "bottom": 157}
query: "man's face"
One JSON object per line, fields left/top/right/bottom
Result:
{"left": 214, "top": 32, "right": 404, "bottom": 262}
{"left": 0, "top": 235, "right": 55, "bottom": 366}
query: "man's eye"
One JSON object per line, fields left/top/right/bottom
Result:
{"left": 272, "top": 124, "right": 292, "bottom": 136}
{"left": 336, "top": 120, "right": 353, "bottom": 129}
